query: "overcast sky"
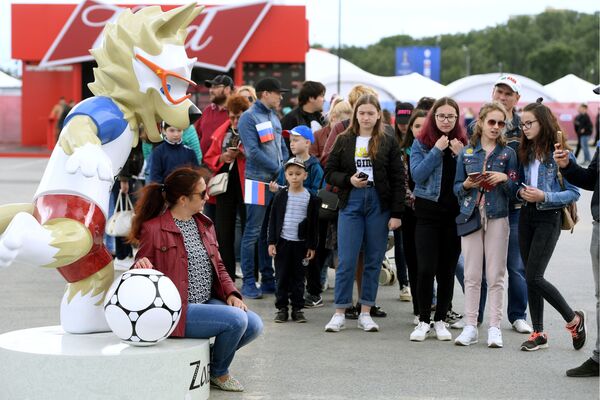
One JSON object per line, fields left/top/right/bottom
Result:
{"left": 1, "top": 0, "right": 598, "bottom": 63}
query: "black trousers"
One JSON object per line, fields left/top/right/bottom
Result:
{"left": 274, "top": 239, "right": 306, "bottom": 310}
{"left": 519, "top": 203, "right": 575, "bottom": 332}
{"left": 415, "top": 212, "right": 461, "bottom": 322}
{"left": 214, "top": 169, "right": 246, "bottom": 281}
{"left": 401, "top": 208, "right": 419, "bottom": 316}
{"left": 306, "top": 219, "right": 327, "bottom": 296}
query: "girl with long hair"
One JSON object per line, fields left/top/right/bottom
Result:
{"left": 324, "top": 94, "right": 405, "bottom": 332}
{"left": 129, "top": 167, "right": 263, "bottom": 392}
{"left": 516, "top": 100, "right": 586, "bottom": 352}
{"left": 453, "top": 102, "right": 518, "bottom": 348}
{"left": 409, "top": 97, "right": 467, "bottom": 342}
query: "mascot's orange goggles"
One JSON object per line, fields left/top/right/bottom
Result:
{"left": 135, "top": 54, "right": 196, "bottom": 105}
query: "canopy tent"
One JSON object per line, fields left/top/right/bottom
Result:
{"left": 0, "top": 70, "right": 22, "bottom": 89}
{"left": 544, "top": 74, "right": 599, "bottom": 103}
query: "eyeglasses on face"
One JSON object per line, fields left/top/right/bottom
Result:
{"left": 435, "top": 113, "right": 457, "bottom": 123}
{"left": 135, "top": 53, "right": 196, "bottom": 105}
{"left": 519, "top": 120, "right": 538, "bottom": 130}
{"left": 190, "top": 190, "right": 207, "bottom": 198}
{"left": 486, "top": 119, "right": 507, "bottom": 128}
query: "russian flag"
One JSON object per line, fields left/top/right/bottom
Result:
{"left": 244, "top": 179, "right": 268, "bottom": 205}
{"left": 256, "top": 121, "right": 275, "bottom": 143}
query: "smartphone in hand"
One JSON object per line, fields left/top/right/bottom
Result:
{"left": 357, "top": 172, "right": 369, "bottom": 180}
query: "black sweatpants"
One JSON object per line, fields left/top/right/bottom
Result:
{"left": 401, "top": 208, "right": 419, "bottom": 316}
{"left": 306, "top": 218, "right": 327, "bottom": 297}
{"left": 274, "top": 239, "right": 306, "bottom": 310}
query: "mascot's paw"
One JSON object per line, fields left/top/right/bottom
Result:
{"left": 0, "top": 212, "right": 56, "bottom": 268}
{"left": 65, "top": 143, "right": 113, "bottom": 182}
{"left": 0, "top": 229, "right": 22, "bottom": 268}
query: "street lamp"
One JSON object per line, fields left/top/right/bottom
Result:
{"left": 462, "top": 45, "right": 471, "bottom": 77}
{"left": 337, "top": 0, "right": 341, "bottom": 94}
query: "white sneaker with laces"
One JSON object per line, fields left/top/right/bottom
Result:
{"left": 399, "top": 286, "right": 412, "bottom": 302}
{"left": 325, "top": 313, "right": 345, "bottom": 332}
{"left": 410, "top": 321, "right": 431, "bottom": 341}
{"left": 358, "top": 313, "right": 379, "bottom": 332}
{"left": 450, "top": 318, "right": 466, "bottom": 329}
{"left": 433, "top": 320, "right": 452, "bottom": 341}
{"left": 512, "top": 319, "right": 533, "bottom": 334}
{"left": 488, "top": 327, "right": 503, "bottom": 348}
{"left": 455, "top": 325, "right": 478, "bottom": 346}
{"left": 413, "top": 315, "right": 420, "bottom": 326}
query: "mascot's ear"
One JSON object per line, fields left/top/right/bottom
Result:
{"left": 152, "top": 3, "right": 203, "bottom": 41}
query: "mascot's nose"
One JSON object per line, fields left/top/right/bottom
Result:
{"left": 188, "top": 104, "right": 202, "bottom": 124}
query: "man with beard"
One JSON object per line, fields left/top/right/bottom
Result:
{"left": 196, "top": 74, "right": 234, "bottom": 155}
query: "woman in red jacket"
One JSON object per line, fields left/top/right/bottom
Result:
{"left": 129, "top": 167, "right": 262, "bottom": 393}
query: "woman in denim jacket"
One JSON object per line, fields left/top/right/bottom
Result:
{"left": 409, "top": 97, "right": 468, "bottom": 342}
{"left": 453, "top": 102, "right": 518, "bottom": 348}
{"left": 516, "top": 100, "right": 586, "bottom": 352}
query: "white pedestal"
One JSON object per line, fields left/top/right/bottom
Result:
{"left": 0, "top": 326, "right": 210, "bottom": 400}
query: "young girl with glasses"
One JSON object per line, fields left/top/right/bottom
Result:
{"left": 517, "top": 100, "right": 586, "bottom": 352}
{"left": 453, "top": 102, "right": 518, "bottom": 348}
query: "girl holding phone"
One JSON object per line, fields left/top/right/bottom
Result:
{"left": 517, "top": 99, "right": 586, "bottom": 352}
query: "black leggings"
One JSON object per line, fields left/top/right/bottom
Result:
{"left": 519, "top": 204, "right": 575, "bottom": 332}
{"left": 401, "top": 208, "right": 419, "bottom": 316}
{"left": 415, "top": 213, "right": 461, "bottom": 323}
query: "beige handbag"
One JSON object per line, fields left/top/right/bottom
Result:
{"left": 106, "top": 193, "right": 134, "bottom": 237}
{"left": 208, "top": 162, "right": 233, "bottom": 196}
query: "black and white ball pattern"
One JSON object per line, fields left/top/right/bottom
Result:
{"left": 104, "top": 269, "right": 182, "bottom": 346}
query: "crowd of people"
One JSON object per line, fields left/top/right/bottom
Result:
{"left": 94, "top": 73, "right": 599, "bottom": 391}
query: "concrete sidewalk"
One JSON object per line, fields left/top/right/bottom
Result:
{"left": 0, "top": 157, "right": 598, "bottom": 399}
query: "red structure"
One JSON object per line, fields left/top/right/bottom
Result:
{"left": 11, "top": 1, "right": 308, "bottom": 149}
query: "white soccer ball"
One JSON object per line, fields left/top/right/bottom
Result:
{"left": 103, "top": 269, "right": 182, "bottom": 346}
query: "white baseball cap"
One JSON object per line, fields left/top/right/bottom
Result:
{"left": 494, "top": 74, "right": 521, "bottom": 94}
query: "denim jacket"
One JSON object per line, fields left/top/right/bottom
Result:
{"left": 238, "top": 100, "right": 289, "bottom": 182}
{"left": 454, "top": 142, "right": 518, "bottom": 218}
{"left": 410, "top": 139, "right": 444, "bottom": 201}
{"left": 518, "top": 152, "right": 580, "bottom": 210}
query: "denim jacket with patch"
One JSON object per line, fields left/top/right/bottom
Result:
{"left": 454, "top": 142, "right": 518, "bottom": 218}
{"left": 410, "top": 139, "right": 444, "bottom": 201}
{"left": 518, "top": 152, "right": 580, "bottom": 210}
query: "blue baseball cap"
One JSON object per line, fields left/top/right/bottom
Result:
{"left": 284, "top": 125, "right": 314, "bottom": 144}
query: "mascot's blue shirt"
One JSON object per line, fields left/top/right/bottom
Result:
{"left": 63, "top": 96, "right": 128, "bottom": 145}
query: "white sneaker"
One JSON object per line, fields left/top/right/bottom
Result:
{"left": 410, "top": 321, "right": 431, "bottom": 341}
{"left": 512, "top": 319, "right": 533, "bottom": 334}
{"left": 325, "top": 313, "right": 345, "bottom": 332}
{"left": 488, "top": 327, "right": 503, "bottom": 348}
{"left": 450, "top": 318, "right": 466, "bottom": 329}
{"left": 399, "top": 286, "right": 412, "bottom": 302}
{"left": 413, "top": 315, "right": 420, "bottom": 326}
{"left": 433, "top": 320, "right": 452, "bottom": 341}
{"left": 455, "top": 325, "right": 478, "bottom": 346}
{"left": 358, "top": 313, "right": 379, "bottom": 332}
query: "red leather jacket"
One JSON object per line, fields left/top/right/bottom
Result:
{"left": 135, "top": 209, "right": 241, "bottom": 337}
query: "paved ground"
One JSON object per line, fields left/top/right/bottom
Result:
{"left": 0, "top": 157, "right": 598, "bottom": 399}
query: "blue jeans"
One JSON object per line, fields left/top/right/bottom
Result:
{"left": 580, "top": 135, "right": 592, "bottom": 162}
{"left": 184, "top": 299, "right": 263, "bottom": 378}
{"left": 240, "top": 195, "right": 274, "bottom": 287}
{"left": 334, "top": 187, "right": 390, "bottom": 308}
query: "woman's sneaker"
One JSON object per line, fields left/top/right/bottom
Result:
{"left": 358, "top": 313, "right": 379, "bottom": 332}
{"left": 410, "top": 321, "right": 432, "bottom": 342}
{"left": 433, "top": 320, "right": 452, "bottom": 341}
{"left": 566, "top": 310, "right": 587, "bottom": 350}
{"left": 455, "top": 325, "right": 478, "bottom": 346}
{"left": 325, "top": 313, "right": 345, "bottom": 332}
{"left": 521, "top": 331, "right": 548, "bottom": 351}
{"left": 487, "top": 327, "right": 503, "bottom": 348}
{"left": 399, "top": 285, "right": 412, "bottom": 302}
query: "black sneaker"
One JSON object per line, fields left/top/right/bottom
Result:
{"left": 356, "top": 302, "right": 387, "bottom": 318}
{"left": 291, "top": 310, "right": 307, "bottom": 323}
{"left": 304, "top": 294, "right": 324, "bottom": 308}
{"left": 274, "top": 308, "right": 288, "bottom": 323}
{"left": 567, "top": 310, "right": 587, "bottom": 350}
{"left": 445, "top": 309, "right": 463, "bottom": 324}
{"left": 566, "top": 358, "right": 600, "bottom": 377}
{"left": 520, "top": 331, "right": 549, "bottom": 351}
{"left": 345, "top": 305, "right": 359, "bottom": 320}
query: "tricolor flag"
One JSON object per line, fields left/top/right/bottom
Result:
{"left": 256, "top": 121, "right": 274, "bottom": 143}
{"left": 244, "top": 179, "right": 268, "bottom": 205}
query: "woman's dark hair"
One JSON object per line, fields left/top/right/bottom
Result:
{"left": 401, "top": 109, "right": 428, "bottom": 150}
{"left": 416, "top": 96, "right": 436, "bottom": 111}
{"left": 344, "top": 94, "right": 384, "bottom": 159}
{"left": 416, "top": 97, "right": 467, "bottom": 149}
{"left": 129, "top": 167, "right": 208, "bottom": 243}
{"left": 518, "top": 101, "right": 567, "bottom": 164}
{"left": 226, "top": 94, "right": 251, "bottom": 115}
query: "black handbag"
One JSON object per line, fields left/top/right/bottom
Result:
{"left": 455, "top": 194, "right": 482, "bottom": 237}
{"left": 317, "top": 187, "right": 339, "bottom": 221}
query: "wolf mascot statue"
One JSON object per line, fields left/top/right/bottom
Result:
{"left": 0, "top": 4, "right": 202, "bottom": 334}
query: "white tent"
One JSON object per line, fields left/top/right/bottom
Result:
{"left": 445, "top": 73, "right": 556, "bottom": 103}
{"left": 544, "top": 74, "right": 599, "bottom": 103}
{"left": 0, "top": 70, "right": 21, "bottom": 89}
{"left": 305, "top": 49, "right": 445, "bottom": 107}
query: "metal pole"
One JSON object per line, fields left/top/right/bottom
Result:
{"left": 337, "top": 0, "right": 341, "bottom": 95}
